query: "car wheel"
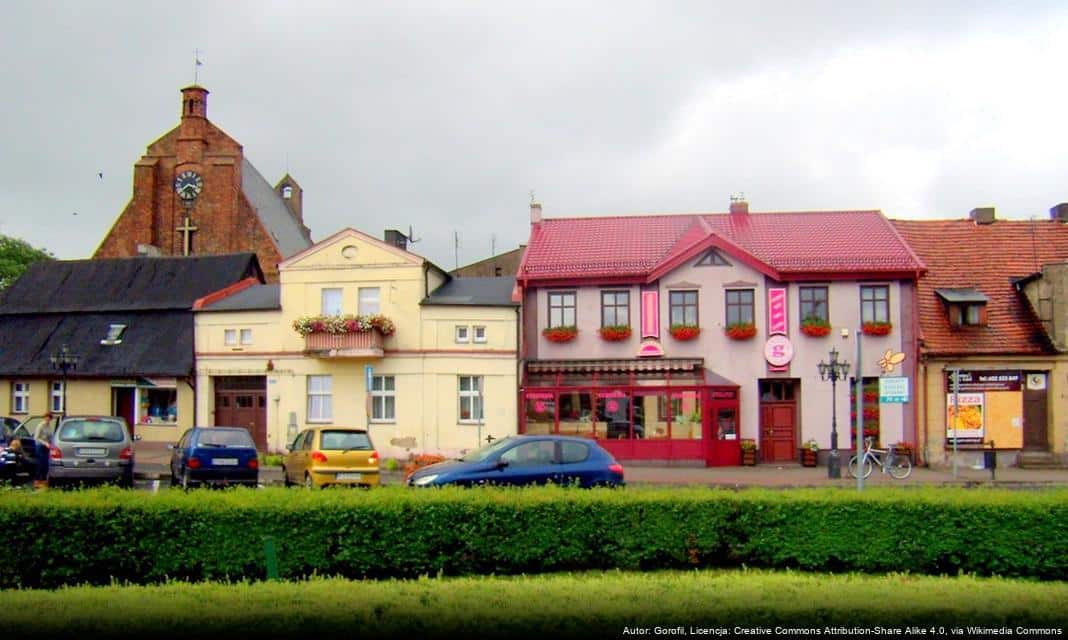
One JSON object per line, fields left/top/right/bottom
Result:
{"left": 283, "top": 466, "right": 293, "bottom": 487}
{"left": 119, "top": 470, "right": 134, "bottom": 489}
{"left": 304, "top": 473, "right": 314, "bottom": 490}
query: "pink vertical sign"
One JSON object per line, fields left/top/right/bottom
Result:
{"left": 642, "top": 290, "right": 659, "bottom": 338}
{"left": 768, "top": 288, "right": 787, "bottom": 335}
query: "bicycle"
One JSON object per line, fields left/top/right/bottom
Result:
{"left": 847, "top": 437, "right": 913, "bottom": 479}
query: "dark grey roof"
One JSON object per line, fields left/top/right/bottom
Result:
{"left": 0, "top": 311, "right": 192, "bottom": 377}
{"left": 935, "top": 288, "right": 990, "bottom": 303}
{"left": 0, "top": 253, "right": 261, "bottom": 314}
{"left": 199, "top": 284, "right": 280, "bottom": 312}
{"left": 422, "top": 277, "right": 518, "bottom": 307}
{"left": 242, "top": 158, "right": 313, "bottom": 259}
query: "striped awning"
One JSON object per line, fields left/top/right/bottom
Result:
{"left": 526, "top": 358, "right": 704, "bottom": 374}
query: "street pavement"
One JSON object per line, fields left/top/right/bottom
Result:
{"left": 133, "top": 442, "right": 1068, "bottom": 488}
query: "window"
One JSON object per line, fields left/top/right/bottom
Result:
{"left": 307, "top": 375, "right": 333, "bottom": 422}
{"left": 321, "top": 288, "right": 342, "bottom": 315}
{"left": 224, "top": 329, "right": 237, "bottom": 346}
{"left": 548, "top": 291, "right": 576, "bottom": 328}
{"left": 240, "top": 329, "right": 253, "bottom": 345}
{"left": 473, "top": 326, "right": 487, "bottom": 343}
{"left": 799, "top": 286, "right": 829, "bottom": 323}
{"left": 371, "top": 375, "right": 395, "bottom": 422}
{"left": 458, "top": 375, "right": 483, "bottom": 423}
{"left": 11, "top": 382, "right": 29, "bottom": 414}
{"left": 725, "top": 289, "right": 755, "bottom": 325}
{"left": 139, "top": 386, "right": 177, "bottom": 424}
{"left": 601, "top": 291, "right": 630, "bottom": 327}
{"left": 50, "top": 381, "right": 64, "bottom": 413}
{"left": 101, "top": 323, "right": 127, "bottom": 345}
{"left": 358, "top": 287, "right": 380, "bottom": 315}
{"left": 860, "top": 285, "right": 890, "bottom": 323}
{"left": 500, "top": 440, "right": 554, "bottom": 466}
{"left": 695, "top": 249, "right": 731, "bottom": 266}
{"left": 455, "top": 326, "right": 470, "bottom": 343}
{"left": 282, "top": 185, "right": 293, "bottom": 199}
{"left": 669, "top": 290, "right": 699, "bottom": 326}
{"left": 559, "top": 441, "right": 590, "bottom": 464}
{"left": 963, "top": 304, "right": 984, "bottom": 326}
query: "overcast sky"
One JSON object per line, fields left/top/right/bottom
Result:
{"left": 3, "top": 1, "right": 1067, "bottom": 270}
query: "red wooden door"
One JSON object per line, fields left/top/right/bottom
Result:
{"left": 760, "top": 403, "right": 796, "bottom": 462}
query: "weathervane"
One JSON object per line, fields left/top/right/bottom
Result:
{"left": 193, "top": 49, "right": 203, "bottom": 84}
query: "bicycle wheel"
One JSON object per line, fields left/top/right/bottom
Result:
{"left": 848, "top": 455, "right": 874, "bottom": 479}
{"left": 888, "top": 455, "right": 913, "bottom": 479}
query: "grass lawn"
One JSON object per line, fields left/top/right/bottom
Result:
{"left": 3, "top": 569, "right": 1065, "bottom": 638}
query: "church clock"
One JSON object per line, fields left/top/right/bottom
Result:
{"left": 174, "top": 170, "right": 203, "bottom": 201}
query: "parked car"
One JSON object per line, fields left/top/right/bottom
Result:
{"left": 169, "top": 426, "right": 259, "bottom": 489}
{"left": 0, "top": 416, "right": 21, "bottom": 439}
{"left": 406, "top": 435, "right": 625, "bottom": 488}
{"left": 283, "top": 427, "right": 380, "bottom": 488}
{"left": 1, "top": 415, "right": 60, "bottom": 484}
{"left": 46, "top": 416, "right": 137, "bottom": 488}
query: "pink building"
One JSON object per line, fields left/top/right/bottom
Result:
{"left": 515, "top": 199, "right": 925, "bottom": 466}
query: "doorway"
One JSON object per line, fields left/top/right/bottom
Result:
{"left": 759, "top": 379, "right": 797, "bottom": 463}
{"left": 1022, "top": 373, "right": 1048, "bottom": 451}
{"left": 213, "top": 376, "right": 268, "bottom": 450}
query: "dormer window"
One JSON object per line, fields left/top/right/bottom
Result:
{"left": 282, "top": 185, "right": 293, "bottom": 199}
{"left": 935, "top": 288, "right": 988, "bottom": 328}
{"left": 101, "top": 324, "right": 127, "bottom": 345}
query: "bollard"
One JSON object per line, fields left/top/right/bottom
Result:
{"left": 263, "top": 536, "right": 279, "bottom": 580}
{"left": 983, "top": 440, "right": 997, "bottom": 481}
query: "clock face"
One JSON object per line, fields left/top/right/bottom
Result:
{"left": 174, "top": 170, "right": 203, "bottom": 201}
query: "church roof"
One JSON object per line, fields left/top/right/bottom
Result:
{"left": 242, "top": 158, "right": 313, "bottom": 259}
{"left": 0, "top": 253, "right": 262, "bottom": 314}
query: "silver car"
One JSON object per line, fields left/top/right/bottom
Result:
{"left": 47, "top": 416, "right": 137, "bottom": 487}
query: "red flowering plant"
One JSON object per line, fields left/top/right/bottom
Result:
{"left": 598, "top": 325, "right": 632, "bottom": 341}
{"left": 862, "top": 321, "right": 892, "bottom": 336}
{"left": 800, "top": 316, "right": 831, "bottom": 337}
{"left": 403, "top": 453, "right": 446, "bottom": 480}
{"left": 724, "top": 322, "right": 758, "bottom": 340}
{"left": 669, "top": 324, "right": 701, "bottom": 341}
{"left": 542, "top": 325, "right": 578, "bottom": 343}
{"left": 292, "top": 313, "right": 396, "bottom": 337}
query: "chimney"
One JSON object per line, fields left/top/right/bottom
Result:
{"left": 1050, "top": 203, "right": 1068, "bottom": 223}
{"left": 530, "top": 202, "right": 542, "bottom": 224}
{"left": 970, "top": 207, "right": 996, "bottom": 225}
{"left": 384, "top": 229, "right": 408, "bottom": 251}
{"left": 729, "top": 195, "right": 748, "bottom": 216}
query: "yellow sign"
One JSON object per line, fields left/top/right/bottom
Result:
{"left": 877, "top": 349, "right": 906, "bottom": 374}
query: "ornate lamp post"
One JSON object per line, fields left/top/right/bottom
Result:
{"left": 817, "top": 346, "right": 850, "bottom": 478}
{"left": 49, "top": 344, "right": 79, "bottom": 415}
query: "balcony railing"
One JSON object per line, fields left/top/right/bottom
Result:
{"left": 303, "top": 331, "right": 384, "bottom": 358}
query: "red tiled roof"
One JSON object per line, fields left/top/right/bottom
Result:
{"left": 520, "top": 210, "right": 923, "bottom": 282}
{"left": 891, "top": 218, "right": 1068, "bottom": 356}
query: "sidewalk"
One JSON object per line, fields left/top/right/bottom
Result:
{"left": 133, "top": 442, "right": 1068, "bottom": 488}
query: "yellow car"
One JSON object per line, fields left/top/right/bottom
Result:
{"left": 282, "top": 427, "right": 380, "bottom": 488}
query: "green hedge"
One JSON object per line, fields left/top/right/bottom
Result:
{"left": 0, "top": 486, "right": 1065, "bottom": 587}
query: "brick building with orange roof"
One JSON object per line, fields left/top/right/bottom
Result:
{"left": 893, "top": 205, "right": 1068, "bottom": 468}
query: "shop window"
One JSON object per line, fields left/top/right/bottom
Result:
{"left": 665, "top": 391, "right": 702, "bottom": 439}
{"left": 669, "top": 290, "right": 698, "bottom": 326}
{"left": 600, "top": 290, "right": 630, "bottom": 327}
{"left": 321, "top": 288, "right": 342, "bottom": 315}
{"left": 307, "top": 375, "right": 333, "bottom": 422}
{"left": 139, "top": 387, "right": 177, "bottom": 424}
{"left": 11, "top": 382, "right": 29, "bottom": 414}
{"left": 860, "top": 285, "right": 889, "bottom": 323}
{"left": 358, "top": 287, "right": 380, "bottom": 315}
{"left": 558, "top": 391, "right": 593, "bottom": 436}
{"left": 716, "top": 408, "right": 737, "bottom": 440}
{"left": 598, "top": 393, "right": 642, "bottom": 439}
{"left": 725, "top": 289, "right": 755, "bottom": 326}
{"left": 458, "top": 375, "right": 483, "bottom": 423}
{"left": 524, "top": 393, "right": 555, "bottom": 435}
{"left": 371, "top": 375, "right": 395, "bottom": 422}
{"left": 548, "top": 291, "right": 576, "bottom": 328}
{"left": 799, "top": 286, "right": 829, "bottom": 323}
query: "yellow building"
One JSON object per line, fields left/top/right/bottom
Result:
{"left": 194, "top": 228, "right": 519, "bottom": 458}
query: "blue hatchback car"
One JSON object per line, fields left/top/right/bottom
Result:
{"left": 169, "top": 426, "right": 259, "bottom": 489}
{"left": 407, "top": 435, "right": 624, "bottom": 488}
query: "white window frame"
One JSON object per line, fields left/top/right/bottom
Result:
{"left": 101, "top": 323, "right": 127, "bottom": 345}
{"left": 455, "top": 325, "right": 470, "bottom": 343}
{"left": 307, "top": 375, "right": 333, "bottom": 423}
{"left": 371, "top": 375, "right": 396, "bottom": 423}
{"left": 224, "top": 329, "right": 237, "bottom": 346}
{"left": 473, "top": 326, "right": 487, "bottom": 343}
{"left": 321, "top": 288, "right": 343, "bottom": 315}
{"left": 50, "top": 380, "right": 64, "bottom": 414}
{"left": 358, "top": 287, "right": 380, "bottom": 315}
{"left": 240, "top": 328, "right": 253, "bottom": 345}
{"left": 458, "top": 375, "right": 483, "bottom": 424}
{"left": 11, "top": 382, "right": 29, "bottom": 414}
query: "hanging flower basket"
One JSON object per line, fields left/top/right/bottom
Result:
{"left": 862, "top": 321, "right": 892, "bottom": 336}
{"left": 669, "top": 324, "right": 701, "bottom": 341}
{"left": 598, "top": 325, "right": 632, "bottom": 341}
{"left": 542, "top": 326, "right": 578, "bottom": 343}
{"left": 724, "top": 322, "right": 757, "bottom": 340}
{"left": 800, "top": 317, "right": 831, "bottom": 337}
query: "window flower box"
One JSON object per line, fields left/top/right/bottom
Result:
{"left": 598, "top": 325, "right": 632, "bottom": 341}
{"left": 724, "top": 322, "right": 757, "bottom": 340}
{"left": 669, "top": 324, "right": 701, "bottom": 341}
{"left": 862, "top": 321, "right": 892, "bottom": 336}
{"left": 800, "top": 317, "right": 831, "bottom": 337}
{"left": 292, "top": 313, "right": 396, "bottom": 337}
{"left": 542, "top": 326, "right": 578, "bottom": 343}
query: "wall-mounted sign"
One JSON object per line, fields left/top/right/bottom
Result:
{"left": 768, "top": 288, "right": 787, "bottom": 335}
{"left": 944, "top": 370, "right": 1021, "bottom": 392}
{"left": 879, "top": 376, "right": 909, "bottom": 403}
{"left": 641, "top": 290, "right": 659, "bottom": 338}
{"left": 526, "top": 391, "right": 555, "bottom": 400}
{"left": 877, "top": 349, "right": 906, "bottom": 374}
{"left": 1026, "top": 373, "right": 1047, "bottom": 390}
{"left": 763, "top": 334, "right": 794, "bottom": 367}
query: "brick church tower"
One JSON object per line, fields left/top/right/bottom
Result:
{"left": 95, "top": 86, "right": 313, "bottom": 282}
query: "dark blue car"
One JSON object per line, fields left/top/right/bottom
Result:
{"left": 169, "top": 426, "right": 259, "bottom": 489}
{"left": 407, "top": 435, "right": 625, "bottom": 488}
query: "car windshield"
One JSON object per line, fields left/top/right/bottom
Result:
{"left": 197, "top": 429, "right": 254, "bottom": 448}
{"left": 319, "top": 431, "right": 371, "bottom": 451}
{"left": 58, "top": 419, "right": 124, "bottom": 443}
{"left": 459, "top": 437, "right": 516, "bottom": 463}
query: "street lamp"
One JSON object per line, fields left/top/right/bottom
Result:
{"left": 817, "top": 346, "right": 851, "bottom": 478}
{"left": 49, "top": 344, "right": 79, "bottom": 415}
